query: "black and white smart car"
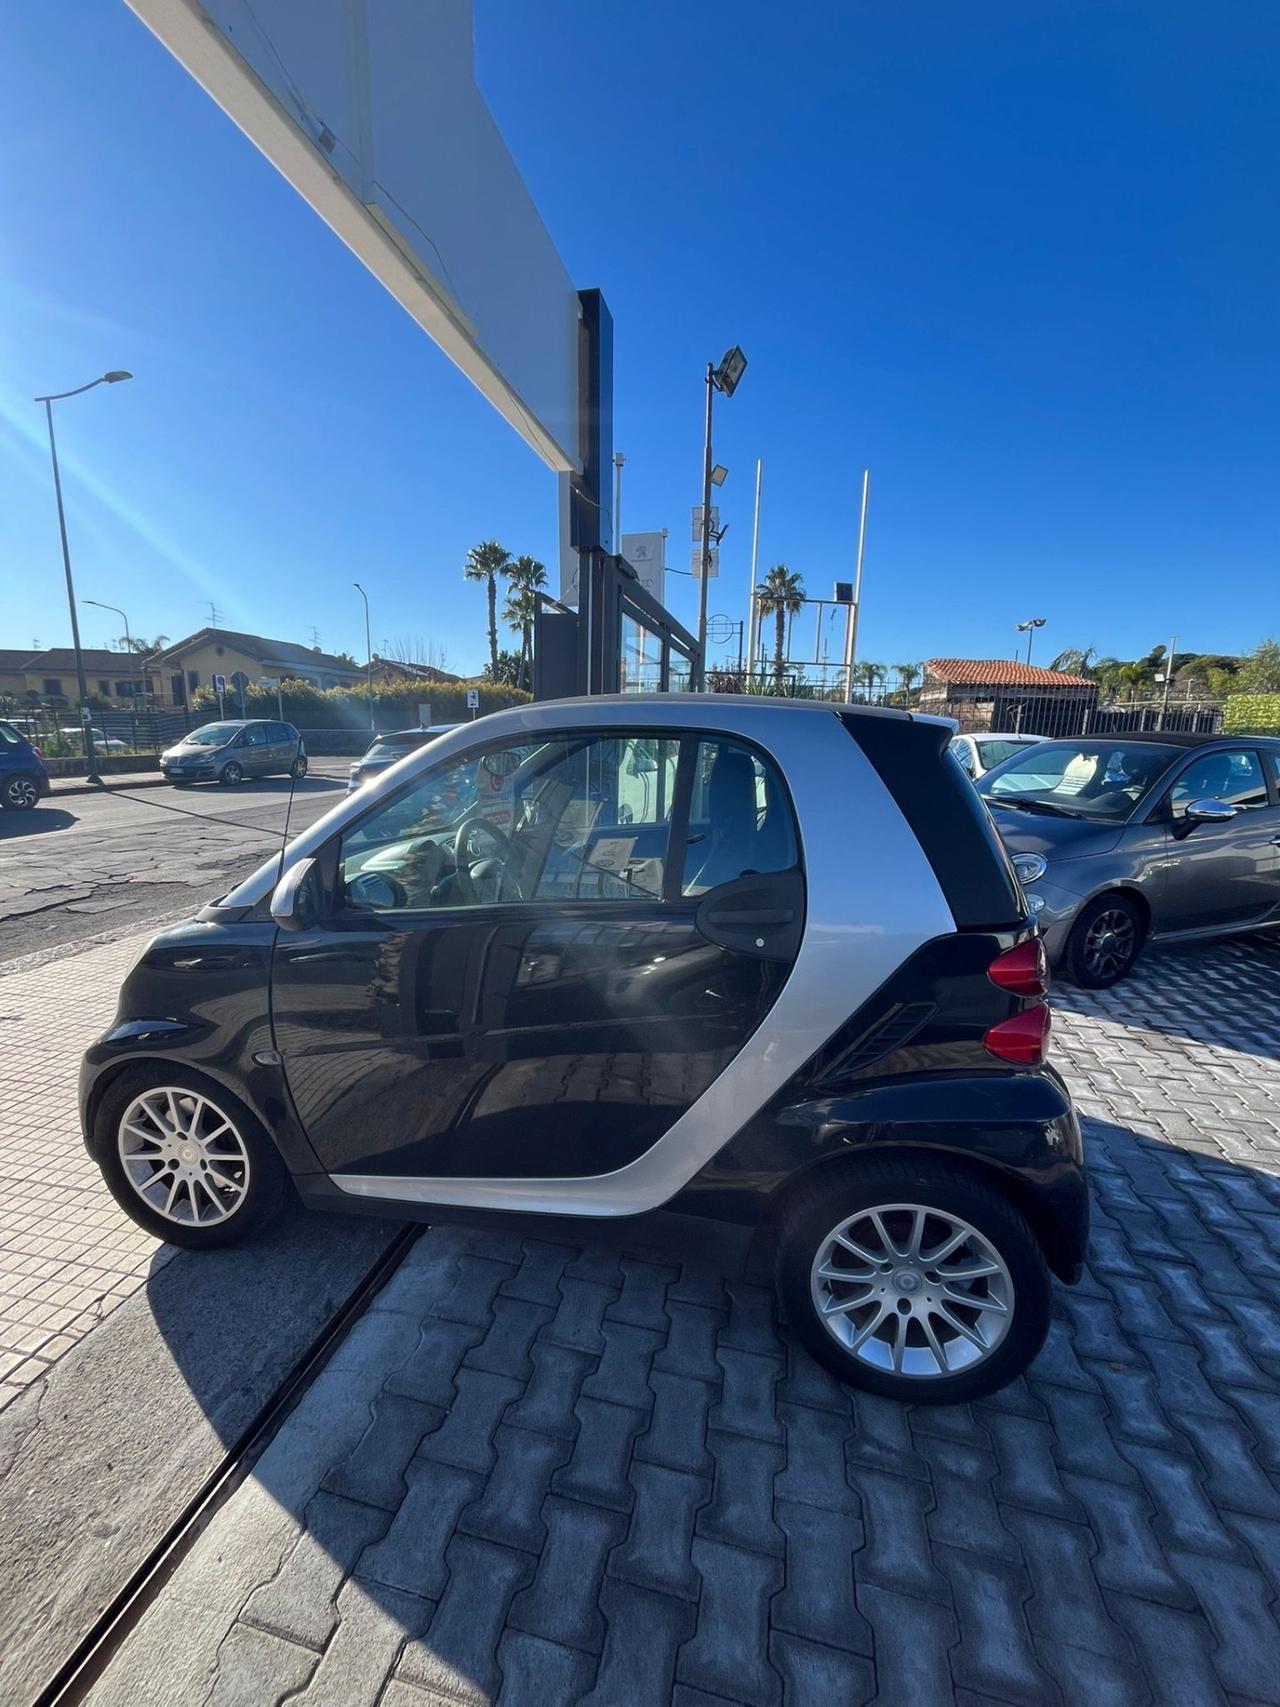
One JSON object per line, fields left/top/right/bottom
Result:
{"left": 81, "top": 696, "right": 1087, "bottom": 1402}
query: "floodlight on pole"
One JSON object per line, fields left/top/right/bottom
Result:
{"left": 697, "top": 347, "right": 747, "bottom": 683}
{"left": 1015, "top": 616, "right": 1046, "bottom": 666}
{"left": 33, "top": 371, "right": 134, "bottom": 785}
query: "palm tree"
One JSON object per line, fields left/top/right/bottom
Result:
{"left": 892, "top": 662, "right": 922, "bottom": 704}
{"left": 502, "top": 555, "right": 548, "bottom": 690}
{"left": 755, "top": 566, "right": 806, "bottom": 682}
{"left": 464, "top": 540, "right": 512, "bottom": 678}
{"left": 1049, "top": 646, "right": 1098, "bottom": 676}
{"left": 853, "top": 660, "right": 886, "bottom": 703}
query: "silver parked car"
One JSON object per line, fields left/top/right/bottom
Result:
{"left": 160, "top": 720, "right": 307, "bottom": 786}
{"left": 977, "top": 733, "right": 1280, "bottom": 986}
{"left": 949, "top": 731, "right": 1045, "bottom": 779}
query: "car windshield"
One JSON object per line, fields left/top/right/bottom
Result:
{"left": 979, "top": 740, "right": 1180, "bottom": 822}
{"left": 183, "top": 723, "right": 241, "bottom": 747}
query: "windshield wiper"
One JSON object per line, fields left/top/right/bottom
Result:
{"left": 988, "top": 797, "right": 1085, "bottom": 820}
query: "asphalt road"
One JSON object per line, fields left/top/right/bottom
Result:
{"left": 0, "top": 772, "right": 349, "bottom": 967}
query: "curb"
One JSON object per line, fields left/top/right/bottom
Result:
{"left": 49, "top": 775, "right": 168, "bottom": 796}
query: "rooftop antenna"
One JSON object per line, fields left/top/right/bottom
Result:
{"left": 204, "top": 601, "right": 221, "bottom": 626}
{"left": 308, "top": 625, "right": 322, "bottom": 649}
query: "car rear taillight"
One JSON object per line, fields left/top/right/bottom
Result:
{"left": 984, "top": 1003, "right": 1051, "bottom": 1065}
{"left": 987, "top": 938, "right": 1048, "bottom": 997}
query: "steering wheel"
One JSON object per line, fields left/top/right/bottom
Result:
{"left": 452, "top": 816, "right": 518, "bottom": 903}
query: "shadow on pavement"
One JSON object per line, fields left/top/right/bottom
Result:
{"left": 0, "top": 806, "right": 78, "bottom": 837}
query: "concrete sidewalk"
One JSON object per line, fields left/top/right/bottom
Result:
{"left": 83, "top": 938, "right": 1280, "bottom": 1707}
{"left": 49, "top": 757, "right": 352, "bottom": 796}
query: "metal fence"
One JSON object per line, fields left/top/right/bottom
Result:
{"left": 938, "top": 694, "right": 1224, "bottom": 740}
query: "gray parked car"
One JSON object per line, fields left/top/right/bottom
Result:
{"left": 949, "top": 731, "right": 1045, "bottom": 779}
{"left": 160, "top": 720, "right": 307, "bottom": 786}
{"left": 976, "top": 732, "right": 1280, "bottom": 986}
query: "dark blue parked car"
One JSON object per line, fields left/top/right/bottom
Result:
{"left": 0, "top": 720, "right": 51, "bottom": 810}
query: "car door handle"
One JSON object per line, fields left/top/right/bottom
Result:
{"left": 701, "top": 906, "right": 795, "bottom": 928}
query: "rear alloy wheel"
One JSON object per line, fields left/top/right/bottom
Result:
{"left": 220, "top": 760, "right": 243, "bottom": 787}
{"left": 290, "top": 756, "right": 308, "bottom": 780}
{"left": 776, "top": 1155, "right": 1050, "bottom": 1403}
{"left": 2, "top": 774, "right": 40, "bottom": 810}
{"left": 94, "top": 1068, "right": 287, "bottom": 1248}
{"left": 1063, "top": 892, "right": 1143, "bottom": 988}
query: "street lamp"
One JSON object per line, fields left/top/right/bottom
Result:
{"left": 353, "top": 582, "right": 374, "bottom": 733}
{"left": 84, "top": 597, "right": 146, "bottom": 733}
{"left": 1015, "top": 617, "right": 1046, "bottom": 666}
{"left": 697, "top": 347, "right": 747, "bottom": 685}
{"left": 34, "top": 371, "right": 133, "bottom": 784}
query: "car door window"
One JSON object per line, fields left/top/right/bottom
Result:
{"left": 1169, "top": 749, "right": 1267, "bottom": 817}
{"left": 242, "top": 726, "right": 268, "bottom": 748}
{"left": 682, "top": 737, "right": 799, "bottom": 896}
{"left": 339, "top": 734, "right": 679, "bottom": 912}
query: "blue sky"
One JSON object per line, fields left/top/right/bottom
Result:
{"left": 2, "top": 1, "right": 1276, "bottom": 677}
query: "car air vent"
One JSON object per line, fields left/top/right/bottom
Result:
{"left": 817, "top": 1003, "right": 934, "bottom": 1083}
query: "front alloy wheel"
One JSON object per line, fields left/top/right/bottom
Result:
{"left": 220, "top": 760, "right": 243, "bottom": 786}
{"left": 1064, "top": 892, "right": 1143, "bottom": 988}
{"left": 94, "top": 1067, "right": 287, "bottom": 1248}
{"left": 776, "top": 1154, "right": 1051, "bottom": 1403}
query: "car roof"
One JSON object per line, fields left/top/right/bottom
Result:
{"left": 530, "top": 692, "right": 953, "bottom": 728}
{"left": 961, "top": 731, "right": 1044, "bottom": 741}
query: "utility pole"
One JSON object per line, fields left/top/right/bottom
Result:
{"left": 697, "top": 365, "right": 715, "bottom": 680}
{"left": 842, "top": 469, "right": 870, "bottom": 698}
{"left": 613, "top": 452, "right": 625, "bottom": 556}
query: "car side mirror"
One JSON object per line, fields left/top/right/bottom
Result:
{"left": 270, "top": 856, "right": 317, "bottom": 932}
{"left": 1183, "top": 797, "right": 1238, "bottom": 825}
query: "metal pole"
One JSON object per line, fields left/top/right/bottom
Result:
{"left": 1158, "top": 634, "right": 1176, "bottom": 730}
{"left": 354, "top": 582, "right": 374, "bottom": 733}
{"left": 1026, "top": 626, "right": 1034, "bottom": 667}
{"left": 43, "top": 400, "right": 100, "bottom": 784}
{"left": 613, "top": 452, "right": 625, "bottom": 556}
{"left": 746, "top": 458, "right": 763, "bottom": 681}
{"left": 844, "top": 469, "right": 870, "bottom": 697}
{"left": 696, "top": 364, "right": 715, "bottom": 686}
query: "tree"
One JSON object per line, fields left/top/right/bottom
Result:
{"left": 891, "top": 662, "right": 922, "bottom": 703}
{"left": 115, "top": 633, "right": 169, "bottom": 655}
{"left": 1049, "top": 646, "right": 1097, "bottom": 676}
{"left": 853, "top": 660, "right": 886, "bottom": 702}
{"left": 464, "top": 541, "right": 512, "bottom": 678}
{"left": 755, "top": 565, "right": 805, "bottom": 682}
{"left": 1236, "top": 638, "right": 1280, "bottom": 695}
{"left": 482, "top": 650, "right": 524, "bottom": 687}
{"left": 502, "top": 555, "right": 548, "bottom": 691}
{"left": 382, "top": 635, "right": 451, "bottom": 672}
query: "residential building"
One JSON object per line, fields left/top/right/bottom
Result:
{"left": 920, "top": 659, "right": 1098, "bottom": 736}
{"left": 0, "top": 647, "right": 153, "bottom": 707}
{"left": 147, "top": 629, "right": 367, "bottom": 706}
{"left": 370, "top": 655, "right": 461, "bottom": 686}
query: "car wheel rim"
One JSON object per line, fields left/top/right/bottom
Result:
{"left": 1083, "top": 908, "right": 1135, "bottom": 979}
{"left": 810, "top": 1202, "right": 1014, "bottom": 1378}
{"left": 117, "top": 1087, "right": 252, "bottom": 1227}
{"left": 7, "top": 778, "right": 37, "bottom": 807}
{"left": 224, "top": 765, "right": 241, "bottom": 784}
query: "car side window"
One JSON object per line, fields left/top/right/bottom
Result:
{"left": 1169, "top": 749, "right": 1267, "bottom": 816}
{"left": 682, "top": 738, "right": 799, "bottom": 897}
{"left": 338, "top": 733, "right": 678, "bottom": 912}
{"left": 0, "top": 723, "right": 21, "bottom": 749}
{"left": 242, "top": 725, "right": 268, "bottom": 747}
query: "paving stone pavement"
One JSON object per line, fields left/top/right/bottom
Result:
{"left": 82, "top": 934, "right": 1280, "bottom": 1706}
{"left": 0, "top": 933, "right": 173, "bottom": 1411}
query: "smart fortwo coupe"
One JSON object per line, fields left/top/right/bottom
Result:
{"left": 82, "top": 697, "right": 1087, "bottom": 1402}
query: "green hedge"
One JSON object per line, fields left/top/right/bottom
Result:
{"left": 188, "top": 676, "right": 529, "bottom": 730}
{"left": 1222, "top": 694, "right": 1280, "bottom": 736}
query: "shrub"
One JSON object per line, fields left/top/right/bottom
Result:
{"left": 188, "top": 676, "right": 529, "bottom": 730}
{"left": 1222, "top": 694, "right": 1280, "bottom": 736}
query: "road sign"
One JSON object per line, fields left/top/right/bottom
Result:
{"left": 258, "top": 676, "right": 280, "bottom": 690}
{"left": 213, "top": 673, "right": 227, "bottom": 695}
{"left": 691, "top": 548, "right": 719, "bottom": 579}
{"left": 417, "top": 702, "right": 433, "bottom": 726}
{"left": 466, "top": 687, "right": 480, "bottom": 711}
{"left": 691, "top": 505, "right": 719, "bottom": 542}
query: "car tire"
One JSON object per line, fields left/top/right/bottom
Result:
{"left": 774, "top": 1153, "right": 1051, "bottom": 1404}
{"left": 220, "top": 761, "right": 243, "bottom": 787}
{"left": 91, "top": 1065, "right": 289, "bottom": 1249}
{"left": 1062, "top": 891, "right": 1144, "bottom": 988}
{"left": 290, "top": 756, "right": 308, "bottom": 780}
{"left": 1, "top": 773, "right": 40, "bottom": 811}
